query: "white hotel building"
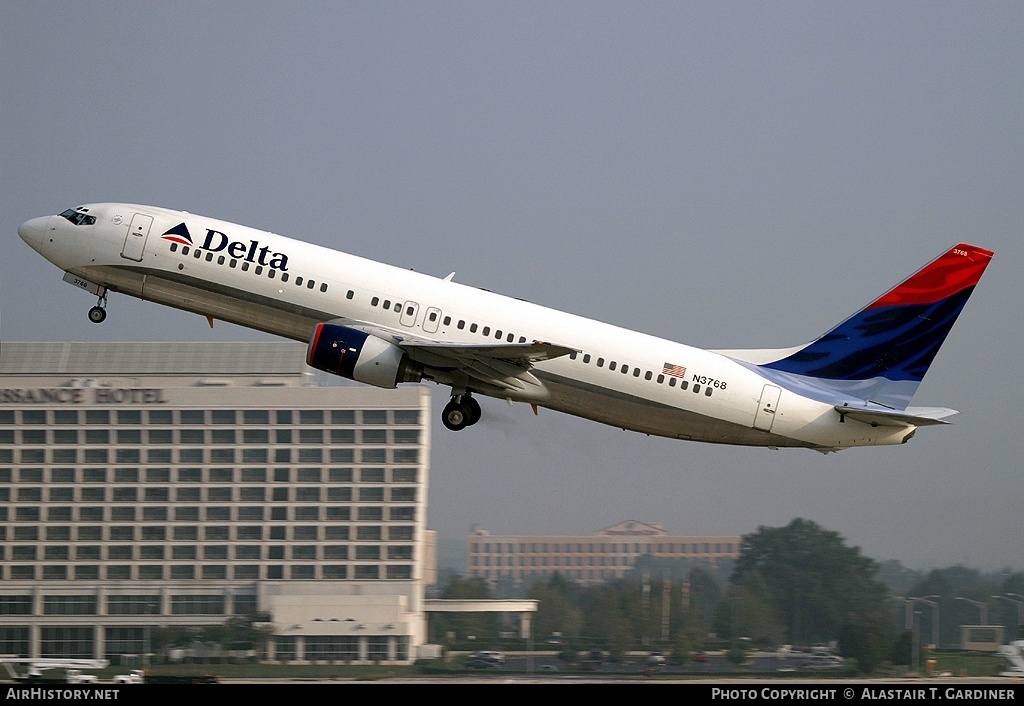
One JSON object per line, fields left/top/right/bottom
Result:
{"left": 0, "top": 341, "right": 436, "bottom": 663}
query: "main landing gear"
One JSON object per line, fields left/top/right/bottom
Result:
{"left": 88, "top": 290, "right": 108, "bottom": 324}
{"left": 442, "top": 393, "right": 482, "bottom": 431}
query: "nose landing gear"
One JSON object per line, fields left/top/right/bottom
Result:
{"left": 88, "top": 290, "right": 108, "bottom": 324}
{"left": 442, "top": 393, "right": 482, "bottom": 431}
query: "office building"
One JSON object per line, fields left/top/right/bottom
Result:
{"left": 468, "top": 521, "right": 740, "bottom": 587}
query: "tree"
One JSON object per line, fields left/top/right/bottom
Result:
{"left": 889, "top": 629, "right": 918, "bottom": 668}
{"left": 732, "top": 518, "right": 891, "bottom": 645}
{"left": 713, "top": 573, "right": 786, "bottom": 647}
{"left": 688, "top": 565, "right": 723, "bottom": 626}
{"left": 839, "top": 613, "right": 896, "bottom": 674}
{"left": 529, "top": 574, "right": 583, "bottom": 640}
{"left": 432, "top": 574, "right": 499, "bottom": 644}
{"left": 581, "top": 583, "right": 637, "bottom": 658}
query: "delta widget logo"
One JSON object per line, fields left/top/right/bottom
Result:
{"left": 161, "top": 222, "right": 194, "bottom": 246}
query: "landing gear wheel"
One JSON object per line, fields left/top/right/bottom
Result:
{"left": 464, "top": 395, "right": 482, "bottom": 426}
{"left": 442, "top": 400, "right": 470, "bottom": 431}
{"left": 88, "top": 306, "right": 107, "bottom": 324}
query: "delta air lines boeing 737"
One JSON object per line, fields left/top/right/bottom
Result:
{"left": 18, "top": 204, "right": 993, "bottom": 452}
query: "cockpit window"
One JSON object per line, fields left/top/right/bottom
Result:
{"left": 59, "top": 208, "right": 96, "bottom": 226}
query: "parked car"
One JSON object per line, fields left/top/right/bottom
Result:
{"left": 113, "top": 670, "right": 144, "bottom": 684}
{"left": 469, "top": 650, "right": 506, "bottom": 665}
{"left": 646, "top": 651, "right": 666, "bottom": 666}
{"left": 801, "top": 654, "right": 844, "bottom": 670}
{"left": 64, "top": 670, "right": 98, "bottom": 684}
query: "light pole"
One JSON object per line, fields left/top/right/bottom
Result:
{"left": 912, "top": 610, "right": 921, "bottom": 674}
{"left": 905, "top": 596, "right": 940, "bottom": 647}
{"left": 993, "top": 594, "right": 1024, "bottom": 638}
{"left": 955, "top": 597, "right": 988, "bottom": 625}
{"left": 926, "top": 598, "right": 940, "bottom": 648}
{"left": 909, "top": 594, "right": 937, "bottom": 643}
{"left": 901, "top": 598, "right": 915, "bottom": 631}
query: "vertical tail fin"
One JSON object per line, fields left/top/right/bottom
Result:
{"left": 759, "top": 243, "right": 993, "bottom": 409}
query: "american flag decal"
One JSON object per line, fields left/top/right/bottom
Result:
{"left": 662, "top": 363, "right": 687, "bottom": 378}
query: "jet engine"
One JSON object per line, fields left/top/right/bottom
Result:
{"left": 306, "top": 322, "right": 423, "bottom": 388}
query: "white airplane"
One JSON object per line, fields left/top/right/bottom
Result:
{"left": 18, "top": 204, "right": 993, "bottom": 452}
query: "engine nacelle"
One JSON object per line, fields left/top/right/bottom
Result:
{"left": 306, "top": 323, "right": 423, "bottom": 388}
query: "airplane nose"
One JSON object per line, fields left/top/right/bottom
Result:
{"left": 18, "top": 216, "right": 48, "bottom": 252}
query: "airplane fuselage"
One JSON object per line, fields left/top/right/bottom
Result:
{"left": 19, "top": 203, "right": 975, "bottom": 451}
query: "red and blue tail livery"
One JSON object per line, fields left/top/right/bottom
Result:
{"left": 757, "top": 244, "right": 993, "bottom": 410}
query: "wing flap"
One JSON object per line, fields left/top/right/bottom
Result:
{"left": 402, "top": 340, "right": 577, "bottom": 364}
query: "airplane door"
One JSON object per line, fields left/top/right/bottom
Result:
{"left": 753, "top": 385, "right": 781, "bottom": 432}
{"left": 400, "top": 301, "right": 419, "bottom": 328}
{"left": 423, "top": 307, "right": 441, "bottom": 333}
{"left": 121, "top": 214, "right": 153, "bottom": 262}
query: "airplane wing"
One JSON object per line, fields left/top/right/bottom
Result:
{"left": 327, "top": 318, "right": 577, "bottom": 393}
{"left": 834, "top": 404, "right": 957, "bottom": 427}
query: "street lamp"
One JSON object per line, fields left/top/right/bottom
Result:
{"left": 910, "top": 596, "right": 940, "bottom": 648}
{"left": 955, "top": 597, "right": 988, "bottom": 625}
{"left": 904, "top": 596, "right": 941, "bottom": 648}
{"left": 924, "top": 597, "right": 940, "bottom": 648}
{"left": 993, "top": 595, "right": 1024, "bottom": 638}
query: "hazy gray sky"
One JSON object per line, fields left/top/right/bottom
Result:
{"left": 3, "top": 2, "right": 1021, "bottom": 570}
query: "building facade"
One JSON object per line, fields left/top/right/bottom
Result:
{"left": 0, "top": 342, "right": 432, "bottom": 663}
{"left": 468, "top": 521, "right": 740, "bottom": 587}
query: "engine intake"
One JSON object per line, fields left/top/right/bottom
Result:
{"left": 307, "top": 323, "right": 423, "bottom": 388}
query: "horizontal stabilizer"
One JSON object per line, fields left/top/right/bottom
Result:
{"left": 834, "top": 404, "right": 958, "bottom": 427}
